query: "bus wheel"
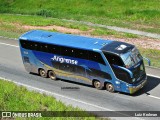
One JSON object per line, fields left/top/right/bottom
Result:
{"left": 106, "top": 83, "right": 114, "bottom": 93}
{"left": 48, "top": 71, "right": 56, "bottom": 80}
{"left": 93, "top": 80, "right": 102, "bottom": 90}
{"left": 39, "top": 69, "right": 48, "bottom": 78}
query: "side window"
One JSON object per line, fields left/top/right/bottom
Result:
{"left": 61, "top": 46, "right": 74, "bottom": 57}
{"left": 104, "top": 52, "right": 124, "bottom": 66}
{"left": 31, "top": 41, "right": 39, "bottom": 51}
{"left": 49, "top": 44, "right": 60, "bottom": 55}
{"left": 76, "top": 66, "right": 85, "bottom": 75}
{"left": 69, "top": 64, "right": 76, "bottom": 73}
{"left": 52, "top": 61, "right": 60, "bottom": 69}
{"left": 74, "top": 49, "right": 88, "bottom": 59}
{"left": 33, "top": 42, "right": 39, "bottom": 51}
{"left": 20, "top": 40, "right": 33, "bottom": 50}
{"left": 41, "top": 43, "right": 49, "bottom": 52}
{"left": 59, "top": 63, "right": 70, "bottom": 71}
{"left": 27, "top": 41, "right": 34, "bottom": 50}
{"left": 88, "top": 51, "right": 105, "bottom": 65}
{"left": 20, "top": 40, "right": 27, "bottom": 49}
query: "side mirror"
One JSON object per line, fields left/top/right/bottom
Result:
{"left": 143, "top": 57, "right": 151, "bottom": 66}
{"left": 112, "top": 64, "right": 133, "bottom": 78}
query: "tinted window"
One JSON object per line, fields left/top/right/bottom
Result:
{"left": 20, "top": 40, "right": 30, "bottom": 49}
{"left": 76, "top": 66, "right": 85, "bottom": 75}
{"left": 52, "top": 61, "right": 60, "bottom": 69}
{"left": 27, "top": 41, "right": 35, "bottom": 50}
{"left": 112, "top": 67, "right": 131, "bottom": 83}
{"left": 88, "top": 68, "right": 111, "bottom": 80}
{"left": 69, "top": 64, "right": 77, "bottom": 73}
{"left": 61, "top": 46, "right": 74, "bottom": 57}
{"left": 75, "top": 49, "right": 88, "bottom": 59}
{"left": 103, "top": 52, "right": 124, "bottom": 66}
{"left": 20, "top": 40, "right": 105, "bottom": 65}
{"left": 88, "top": 51, "right": 105, "bottom": 65}
{"left": 20, "top": 40, "right": 26, "bottom": 48}
{"left": 59, "top": 63, "right": 69, "bottom": 71}
{"left": 49, "top": 44, "right": 60, "bottom": 54}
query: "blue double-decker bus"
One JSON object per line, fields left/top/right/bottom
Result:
{"left": 19, "top": 30, "right": 150, "bottom": 94}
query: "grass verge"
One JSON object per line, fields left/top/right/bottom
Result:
{"left": 0, "top": 0, "right": 159, "bottom": 34}
{"left": 0, "top": 79, "right": 99, "bottom": 120}
{"left": 138, "top": 48, "right": 160, "bottom": 68}
{"left": 0, "top": 14, "right": 142, "bottom": 39}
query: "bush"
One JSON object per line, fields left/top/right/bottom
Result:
{"left": 36, "top": 9, "right": 52, "bottom": 17}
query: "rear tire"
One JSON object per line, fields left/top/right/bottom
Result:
{"left": 48, "top": 71, "right": 56, "bottom": 80}
{"left": 39, "top": 69, "right": 48, "bottom": 78}
{"left": 106, "top": 83, "right": 114, "bottom": 93}
{"left": 93, "top": 80, "right": 103, "bottom": 90}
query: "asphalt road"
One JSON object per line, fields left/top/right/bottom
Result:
{"left": 0, "top": 38, "right": 160, "bottom": 119}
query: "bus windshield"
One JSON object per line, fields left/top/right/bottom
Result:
{"left": 120, "top": 47, "right": 142, "bottom": 68}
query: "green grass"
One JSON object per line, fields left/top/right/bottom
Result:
{"left": 0, "top": 79, "right": 99, "bottom": 119}
{"left": 0, "top": 30, "right": 20, "bottom": 38}
{"left": 91, "top": 28, "right": 139, "bottom": 38}
{"left": 0, "top": 14, "right": 141, "bottom": 39}
{"left": 0, "top": 0, "right": 159, "bottom": 34}
{"left": 138, "top": 48, "right": 160, "bottom": 68}
{"left": 0, "top": 14, "right": 91, "bottom": 31}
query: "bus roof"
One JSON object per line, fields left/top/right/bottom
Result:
{"left": 20, "top": 30, "right": 113, "bottom": 50}
{"left": 19, "top": 30, "right": 134, "bottom": 55}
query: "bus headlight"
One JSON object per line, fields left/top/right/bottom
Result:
{"left": 132, "top": 78, "right": 136, "bottom": 82}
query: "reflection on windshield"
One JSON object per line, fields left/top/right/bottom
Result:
{"left": 121, "top": 47, "right": 142, "bottom": 68}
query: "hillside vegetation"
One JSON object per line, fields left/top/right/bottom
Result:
{"left": 0, "top": 0, "right": 160, "bottom": 33}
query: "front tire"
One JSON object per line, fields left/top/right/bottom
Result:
{"left": 39, "top": 69, "right": 48, "bottom": 78}
{"left": 48, "top": 71, "right": 56, "bottom": 80}
{"left": 106, "top": 83, "right": 114, "bottom": 93}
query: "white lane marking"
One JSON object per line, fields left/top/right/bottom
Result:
{"left": 0, "top": 77, "right": 143, "bottom": 119}
{"left": 0, "top": 42, "right": 18, "bottom": 48}
{"left": 147, "top": 74, "right": 160, "bottom": 79}
{"left": 147, "top": 95, "right": 160, "bottom": 100}
{"left": 0, "top": 36, "right": 17, "bottom": 40}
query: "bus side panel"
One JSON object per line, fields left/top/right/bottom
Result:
{"left": 33, "top": 51, "right": 93, "bottom": 84}
{"left": 32, "top": 51, "right": 113, "bottom": 85}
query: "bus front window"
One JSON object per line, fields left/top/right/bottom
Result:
{"left": 121, "top": 47, "right": 142, "bottom": 68}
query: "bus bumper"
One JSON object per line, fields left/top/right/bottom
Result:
{"left": 129, "top": 79, "right": 147, "bottom": 94}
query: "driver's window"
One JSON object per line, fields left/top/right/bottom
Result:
{"left": 104, "top": 53, "right": 124, "bottom": 67}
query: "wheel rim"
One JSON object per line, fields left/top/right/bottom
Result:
{"left": 94, "top": 81, "right": 101, "bottom": 88}
{"left": 49, "top": 71, "right": 56, "bottom": 80}
{"left": 40, "top": 69, "right": 46, "bottom": 77}
{"left": 107, "top": 84, "right": 114, "bottom": 92}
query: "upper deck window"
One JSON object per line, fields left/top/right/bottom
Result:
{"left": 20, "top": 39, "right": 106, "bottom": 65}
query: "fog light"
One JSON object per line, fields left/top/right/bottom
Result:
{"left": 140, "top": 65, "right": 143, "bottom": 71}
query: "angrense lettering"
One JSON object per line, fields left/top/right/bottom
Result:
{"left": 51, "top": 55, "right": 78, "bottom": 65}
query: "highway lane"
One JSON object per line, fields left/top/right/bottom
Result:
{"left": 0, "top": 39, "right": 160, "bottom": 119}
